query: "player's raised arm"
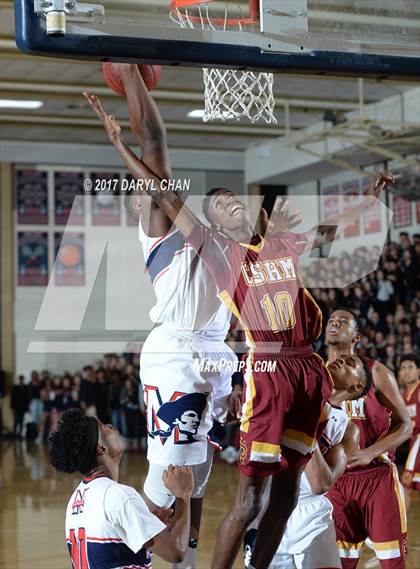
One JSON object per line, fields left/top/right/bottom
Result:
{"left": 347, "top": 362, "right": 412, "bottom": 470}
{"left": 302, "top": 172, "right": 395, "bottom": 251}
{"left": 146, "top": 465, "right": 194, "bottom": 563}
{"left": 84, "top": 91, "right": 198, "bottom": 238}
{"left": 306, "top": 421, "right": 360, "bottom": 494}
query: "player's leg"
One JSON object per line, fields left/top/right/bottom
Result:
{"left": 297, "top": 508, "right": 342, "bottom": 569}
{"left": 250, "top": 465, "right": 304, "bottom": 569}
{"left": 327, "top": 476, "right": 366, "bottom": 569}
{"left": 365, "top": 464, "right": 407, "bottom": 569}
{"left": 119, "top": 64, "right": 172, "bottom": 179}
{"left": 211, "top": 473, "right": 267, "bottom": 569}
{"left": 401, "top": 434, "right": 420, "bottom": 512}
{"left": 172, "top": 446, "right": 215, "bottom": 569}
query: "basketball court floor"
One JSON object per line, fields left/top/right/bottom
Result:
{"left": 1, "top": 440, "right": 419, "bottom": 569}
{"left": 1, "top": 1, "right": 420, "bottom": 568}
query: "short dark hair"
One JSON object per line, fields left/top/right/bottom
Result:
{"left": 49, "top": 409, "right": 98, "bottom": 475}
{"left": 202, "top": 187, "right": 231, "bottom": 225}
{"left": 399, "top": 231, "right": 409, "bottom": 237}
{"left": 400, "top": 354, "right": 419, "bottom": 368}
{"left": 331, "top": 306, "right": 363, "bottom": 333}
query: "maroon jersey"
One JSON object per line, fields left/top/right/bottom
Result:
{"left": 403, "top": 382, "right": 420, "bottom": 446}
{"left": 341, "top": 358, "right": 392, "bottom": 470}
{"left": 187, "top": 225, "right": 322, "bottom": 349}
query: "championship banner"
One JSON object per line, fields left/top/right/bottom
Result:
{"left": 54, "top": 232, "right": 85, "bottom": 286}
{"left": 342, "top": 180, "right": 360, "bottom": 238}
{"left": 393, "top": 194, "right": 413, "bottom": 229}
{"left": 16, "top": 169, "right": 48, "bottom": 224}
{"left": 54, "top": 171, "right": 85, "bottom": 225}
{"left": 362, "top": 177, "right": 381, "bottom": 234}
{"left": 91, "top": 171, "right": 121, "bottom": 225}
{"left": 17, "top": 231, "right": 48, "bottom": 286}
{"left": 321, "top": 185, "right": 340, "bottom": 240}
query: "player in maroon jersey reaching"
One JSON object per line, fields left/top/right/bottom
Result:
{"left": 84, "top": 82, "right": 394, "bottom": 569}
{"left": 326, "top": 308, "right": 412, "bottom": 568}
{"left": 399, "top": 355, "right": 420, "bottom": 511}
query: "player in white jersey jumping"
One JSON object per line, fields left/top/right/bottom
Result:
{"left": 244, "top": 354, "right": 368, "bottom": 569}
{"left": 88, "top": 64, "right": 244, "bottom": 569}
{"left": 49, "top": 409, "right": 194, "bottom": 569}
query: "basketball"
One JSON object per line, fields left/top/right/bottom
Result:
{"left": 102, "top": 63, "right": 162, "bottom": 96}
{"left": 59, "top": 244, "right": 81, "bottom": 267}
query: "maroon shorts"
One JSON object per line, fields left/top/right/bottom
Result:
{"left": 402, "top": 434, "right": 420, "bottom": 491}
{"left": 238, "top": 347, "right": 332, "bottom": 478}
{"left": 327, "top": 464, "right": 408, "bottom": 569}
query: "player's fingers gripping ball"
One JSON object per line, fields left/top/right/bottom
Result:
{"left": 102, "top": 63, "right": 162, "bottom": 96}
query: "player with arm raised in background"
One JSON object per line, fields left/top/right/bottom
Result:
{"left": 325, "top": 308, "right": 412, "bottom": 568}
{"left": 84, "top": 82, "right": 394, "bottom": 569}
{"left": 399, "top": 355, "right": 420, "bottom": 512}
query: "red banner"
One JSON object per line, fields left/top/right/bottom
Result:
{"left": 362, "top": 177, "right": 381, "bottom": 234}
{"left": 342, "top": 180, "right": 360, "bottom": 237}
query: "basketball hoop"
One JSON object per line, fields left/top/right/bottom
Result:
{"left": 169, "top": 1, "right": 277, "bottom": 124}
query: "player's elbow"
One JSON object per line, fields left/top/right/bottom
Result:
{"left": 170, "top": 544, "right": 187, "bottom": 563}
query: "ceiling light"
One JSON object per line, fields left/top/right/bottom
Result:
{"left": 0, "top": 99, "right": 44, "bottom": 110}
{"left": 187, "top": 109, "right": 205, "bottom": 119}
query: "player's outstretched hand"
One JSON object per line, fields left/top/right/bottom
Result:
{"left": 367, "top": 172, "right": 395, "bottom": 198}
{"left": 228, "top": 385, "right": 243, "bottom": 419}
{"left": 83, "top": 91, "right": 122, "bottom": 145}
{"left": 260, "top": 197, "right": 303, "bottom": 237}
{"left": 163, "top": 465, "right": 194, "bottom": 499}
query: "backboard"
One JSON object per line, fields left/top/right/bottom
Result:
{"left": 15, "top": 1, "right": 420, "bottom": 80}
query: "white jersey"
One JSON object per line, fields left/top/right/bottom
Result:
{"left": 139, "top": 220, "right": 230, "bottom": 336}
{"left": 298, "top": 403, "right": 349, "bottom": 499}
{"left": 65, "top": 476, "right": 165, "bottom": 569}
{"left": 139, "top": 220, "right": 237, "bottom": 467}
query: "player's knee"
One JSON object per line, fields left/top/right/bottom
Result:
{"left": 231, "top": 493, "right": 261, "bottom": 526}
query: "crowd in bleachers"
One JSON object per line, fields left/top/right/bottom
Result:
{"left": 9, "top": 353, "right": 146, "bottom": 446}
{"left": 7, "top": 232, "right": 419, "bottom": 450}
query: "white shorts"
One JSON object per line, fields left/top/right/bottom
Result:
{"left": 143, "top": 444, "right": 215, "bottom": 507}
{"left": 272, "top": 495, "right": 341, "bottom": 569}
{"left": 140, "top": 324, "right": 236, "bottom": 466}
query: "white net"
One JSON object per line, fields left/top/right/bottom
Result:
{"left": 169, "top": 1, "right": 276, "bottom": 124}
{"left": 203, "top": 68, "right": 277, "bottom": 124}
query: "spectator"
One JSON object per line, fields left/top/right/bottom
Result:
{"left": 28, "top": 370, "right": 43, "bottom": 433}
{"left": 109, "top": 371, "right": 128, "bottom": 438}
{"left": 80, "top": 365, "right": 96, "bottom": 416}
{"left": 11, "top": 375, "right": 28, "bottom": 439}
{"left": 37, "top": 379, "right": 56, "bottom": 443}
{"left": 121, "top": 378, "right": 141, "bottom": 448}
{"left": 51, "top": 377, "right": 77, "bottom": 431}
{"left": 95, "top": 367, "right": 110, "bottom": 424}
{"left": 375, "top": 270, "right": 394, "bottom": 318}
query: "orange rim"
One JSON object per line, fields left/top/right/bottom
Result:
{"left": 170, "top": 0, "right": 259, "bottom": 26}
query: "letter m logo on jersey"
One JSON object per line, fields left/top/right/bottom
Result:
{"left": 71, "top": 488, "right": 89, "bottom": 515}
{"left": 144, "top": 386, "right": 208, "bottom": 446}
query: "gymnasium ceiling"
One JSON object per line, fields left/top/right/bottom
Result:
{"left": 0, "top": 0, "right": 418, "bottom": 152}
